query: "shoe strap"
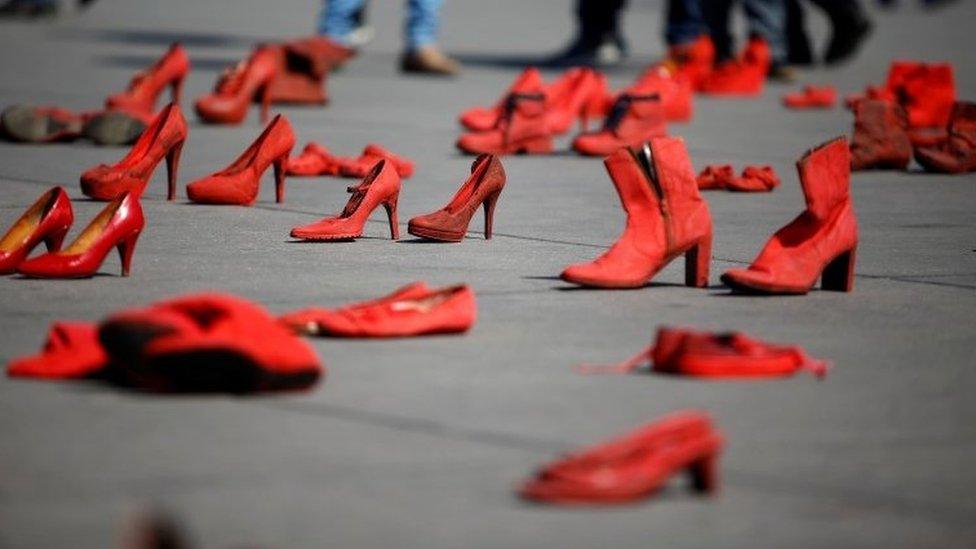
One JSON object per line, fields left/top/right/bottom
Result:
{"left": 603, "top": 93, "right": 660, "bottom": 130}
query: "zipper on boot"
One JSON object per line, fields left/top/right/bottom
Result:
{"left": 631, "top": 143, "right": 674, "bottom": 253}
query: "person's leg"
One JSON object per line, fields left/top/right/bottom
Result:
{"left": 405, "top": 0, "right": 442, "bottom": 50}
{"left": 316, "top": 0, "right": 365, "bottom": 43}
{"left": 804, "top": 0, "right": 872, "bottom": 64}
{"left": 665, "top": 0, "right": 707, "bottom": 45}
{"left": 785, "top": 0, "right": 813, "bottom": 65}
{"left": 742, "top": 0, "right": 788, "bottom": 65}
{"left": 702, "top": 0, "right": 735, "bottom": 61}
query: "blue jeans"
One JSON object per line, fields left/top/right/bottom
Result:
{"left": 666, "top": 0, "right": 706, "bottom": 46}
{"left": 318, "top": 0, "right": 444, "bottom": 50}
{"left": 703, "top": 0, "right": 788, "bottom": 64}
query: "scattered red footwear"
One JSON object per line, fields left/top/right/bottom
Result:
{"left": 456, "top": 91, "right": 552, "bottom": 155}
{"left": 459, "top": 67, "right": 544, "bottom": 132}
{"left": 0, "top": 105, "right": 89, "bottom": 143}
{"left": 728, "top": 165, "right": 779, "bottom": 192}
{"left": 849, "top": 99, "right": 912, "bottom": 171}
{"left": 195, "top": 46, "right": 278, "bottom": 125}
{"left": 279, "top": 282, "right": 476, "bottom": 338}
{"left": 699, "top": 37, "right": 770, "bottom": 97}
{"left": 0, "top": 187, "right": 73, "bottom": 274}
{"left": 186, "top": 114, "right": 295, "bottom": 205}
{"left": 571, "top": 92, "right": 668, "bottom": 156}
{"left": 561, "top": 137, "right": 712, "bottom": 289}
{"left": 17, "top": 191, "right": 145, "bottom": 279}
{"left": 519, "top": 411, "right": 724, "bottom": 505}
{"left": 722, "top": 137, "right": 858, "bottom": 294}
{"left": 289, "top": 159, "right": 401, "bottom": 240}
{"left": 696, "top": 164, "right": 735, "bottom": 190}
{"left": 914, "top": 101, "right": 976, "bottom": 174}
{"left": 105, "top": 43, "right": 190, "bottom": 120}
{"left": 340, "top": 143, "right": 415, "bottom": 179}
{"left": 80, "top": 103, "right": 188, "bottom": 201}
{"left": 577, "top": 327, "right": 829, "bottom": 379}
{"left": 783, "top": 85, "right": 837, "bottom": 109}
{"left": 629, "top": 66, "right": 694, "bottom": 122}
{"left": 408, "top": 154, "right": 505, "bottom": 242}
{"left": 286, "top": 142, "right": 349, "bottom": 176}
{"left": 7, "top": 322, "right": 106, "bottom": 379}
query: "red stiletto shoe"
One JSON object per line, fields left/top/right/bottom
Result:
{"left": 286, "top": 142, "right": 350, "bottom": 176}
{"left": 80, "top": 103, "right": 188, "bottom": 201}
{"left": 571, "top": 92, "right": 668, "bottom": 156}
{"left": 186, "top": 114, "right": 295, "bottom": 205}
{"left": 195, "top": 46, "right": 278, "bottom": 125}
{"left": 700, "top": 36, "right": 770, "bottom": 96}
{"left": 279, "top": 283, "right": 476, "bottom": 338}
{"left": 459, "top": 67, "right": 544, "bottom": 132}
{"left": 728, "top": 165, "right": 779, "bottom": 192}
{"left": 914, "top": 101, "right": 976, "bottom": 174}
{"left": 849, "top": 99, "right": 912, "bottom": 171}
{"left": 696, "top": 164, "right": 735, "bottom": 190}
{"left": 340, "top": 143, "right": 415, "bottom": 179}
{"left": 546, "top": 67, "right": 611, "bottom": 135}
{"left": 408, "top": 154, "right": 505, "bottom": 242}
{"left": 106, "top": 43, "right": 190, "bottom": 119}
{"left": 456, "top": 92, "right": 552, "bottom": 155}
{"left": 519, "top": 411, "right": 724, "bottom": 505}
{"left": 782, "top": 85, "right": 837, "bottom": 109}
{"left": 17, "top": 191, "right": 145, "bottom": 279}
{"left": 561, "top": 137, "right": 713, "bottom": 289}
{"left": 629, "top": 66, "right": 694, "bottom": 122}
{"left": 7, "top": 322, "right": 107, "bottom": 379}
{"left": 290, "top": 159, "right": 401, "bottom": 240}
{"left": 0, "top": 187, "right": 73, "bottom": 274}
{"left": 722, "top": 137, "right": 858, "bottom": 294}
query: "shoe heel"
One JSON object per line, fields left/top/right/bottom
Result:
{"left": 273, "top": 153, "right": 288, "bottom": 203}
{"left": 382, "top": 193, "right": 400, "bottom": 240}
{"left": 172, "top": 75, "right": 186, "bottom": 105}
{"left": 518, "top": 135, "right": 553, "bottom": 154}
{"left": 116, "top": 231, "right": 141, "bottom": 277}
{"left": 483, "top": 190, "right": 502, "bottom": 240}
{"left": 44, "top": 225, "right": 70, "bottom": 252}
{"left": 821, "top": 247, "right": 856, "bottom": 292}
{"left": 165, "top": 139, "right": 185, "bottom": 201}
{"left": 684, "top": 236, "right": 712, "bottom": 288}
{"left": 259, "top": 81, "right": 272, "bottom": 124}
{"left": 580, "top": 93, "right": 605, "bottom": 132}
{"left": 688, "top": 453, "right": 720, "bottom": 494}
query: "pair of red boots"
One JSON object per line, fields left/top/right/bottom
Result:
{"left": 697, "top": 164, "right": 780, "bottom": 192}
{"left": 0, "top": 187, "right": 144, "bottom": 278}
{"left": 560, "top": 136, "right": 857, "bottom": 295}
{"left": 846, "top": 61, "right": 956, "bottom": 135}
{"left": 287, "top": 142, "right": 414, "bottom": 179}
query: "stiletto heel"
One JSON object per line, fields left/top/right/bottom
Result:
{"left": 383, "top": 193, "right": 400, "bottom": 240}
{"left": 684, "top": 236, "right": 711, "bottom": 288}
{"left": 688, "top": 454, "right": 720, "bottom": 494}
{"left": 274, "top": 153, "right": 288, "bottom": 203}
{"left": 580, "top": 91, "right": 607, "bottom": 132}
{"left": 483, "top": 190, "right": 501, "bottom": 240}
{"left": 44, "top": 225, "right": 70, "bottom": 252}
{"left": 172, "top": 75, "right": 185, "bottom": 105}
{"left": 408, "top": 155, "right": 507, "bottom": 243}
{"left": 822, "top": 247, "right": 856, "bottom": 292}
{"left": 165, "top": 139, "right": 185, "bottom": 201}
{"left": 260, "top": 83, "right": 272, "bottom": 124}
{"left": 117, "top": 231, "right": 141, "bottom": 277}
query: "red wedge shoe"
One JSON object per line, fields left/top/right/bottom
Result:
{"left": 700, "top": 37, "right": 769, "bottom": 96}
{"left": 722, "top": 137, "right": 858, "bottom": 294}
{"left": 783, "top": 85, "right": 837, "bottom": 109}
{"left": 0, "top": 187, "right": 73, "bottom": 274}
{"left": 577, "top": 327, "right": 829, "bottom": 379}
{"left": 106, "top": 43, "right": 190, "bottom": 119}
{"left": 17, "top": 191, "right": 145, "bottom": 279}
{"left": 629, "top": 67, "right": 693, "bottom": 122}
{"left": 7, "top": 322, "right": 107, "bottom": 379}
{"left": 849, "top": 99, "right": 912, "bottom": 171}
{"left": 279, "top": 283, "right": 476, "bottom": 338}
{"left": 456, "top": 92, "right": 553, "bottom": 155}
{"left": 561, "top": 138, "right": 713, "bottom": 289}
{"left": 696, "top": 164, "right": 735, "bottom": 190}
{"left": 80, "top": 103, "right": 187, "bottom": 201}
{"left": 571, "top": 92, "right": 667, "bottom": 156}
{"left": 459, "top": 67, "right": 545, "bottom": 132}
{"left": 914, "top": 101, "right": 976, "bottom": 174}
{"left": 728, "top": 165, "right": 779, "bottom": 192}
{"left": 186, "top": 114, "right": 295, "bottom": 205}
{"left": 519, "top": 411, "right": 724, "bottom": 505}
{"left": 195, "top": 46, "right": 278, "bottom": 125}
{"left": 286, "top": 142, "right": 350, "bottom": 176}
{"left": 290, "top": 159, "right": 401, "bottom": 240}
{"left": 340, "top": 143, "right": 415, "bottom": 179}
{"left": 408, "top": 154, "right": 505, "bottom": 242}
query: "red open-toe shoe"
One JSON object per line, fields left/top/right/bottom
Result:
{"left": 340, "top": 143, "right": 415, "bottom": 179}
{"left": 7, "top": 322, "right": 107, "bottom": 379}
{"left": 408, "top": 154, "right": 505, "bottom": 242}
{"left": 195, "top": 46, "right": 278, "bottom": 125}
{"left": 106, "top": 43, "right": 190, "bottom": 120}
{"left": 0, "top": 186, "right": 73, "bottom": 274}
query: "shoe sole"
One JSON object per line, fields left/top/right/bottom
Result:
{"left": 291, "top": 233, "right": 362, "bottom": 241}
{"left": 407, "top": 225, "right": 464, "bottom": 242}
{"left": 719, "top": 274, "right": 809, "bottom": 295}
{"left": 1, "top": 105, "right": 71, "bottom": 142}
{"left": 83, "top": 112, "right": 146, "bottom": 146}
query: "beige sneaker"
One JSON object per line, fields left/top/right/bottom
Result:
{"left": 400, "top": 46, "right": 460, "bottom": 76}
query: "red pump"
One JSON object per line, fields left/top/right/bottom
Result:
{"left": 408, "top": 154, "right": 505, "bottom": 242}
{"left": 0, "top": 187, "right": 73, "bottom": 274}
{"left": 106, "top": 43, "right": 191, "bottom": 120}
{"left": 195, "top": 46, "right": 278, "bottom": 125}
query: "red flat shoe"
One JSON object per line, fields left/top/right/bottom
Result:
{"left": 519, "top": 411, "right": 724, "bottom": 505}
{"left": 722, "top": 137, "right": 858, "bottom": 294}
{"left": 186, "top": 114, "right": 295, "bottom": 205}
{"left": 17, "top": 191, "right": 145, "bottom": 279}
{"left": 783, "top": 85, "right": 837, "bottom": 109}
{"left": 577, "top": 327, "right": 828, "bottom": 379}
{"left": 696, "top": 164, "right": 735, "bottom": 190}
{"left": 728, "top": 165, "right": 779, "bottom": 192}
{"left": 286, "top": 142, "right": 351, "bottom": 176}
{"left": 408, "top": 154, "right": 505, "bottom": 242}
{"left": 561, "top": 138, "right": 713, "bottom": 289}
{"left": 0, "top": 105, "right": 90, "bottom": 143}
{"left": 456, "top": 92, "right": 552, "bottom": 155}
{"left": 195, "top": 46, "right": 278, "bottom": 125}
{"left": 106, "top": 43, "right": 190, "bottom": 120}
{"left": 279, "top": 283, "right": 476, "bottom": 338}
{"left": 546, "top": 67, "right": 611, "bottom": 135}
{"left": 571, "top": 92, "right": 667, "bottom": 156}
{"left": 914, "top": 101, "right": 976, "bottom": 174}
{"left": 459, "top": 67, "right": 544, "bottom": 132}
{"left": 629, "top": 67, "right": 693, "bottom": 122}
{"left": 290, "top": 159, "right": 401, "bottom": 240}
{"left": 700, "top": 37, "right": 769, "bottom": 96}
{"left": 7, "top": 322, "right": 107, "bottom": 379}
{"left": 340, "top": 143, "right": 415, "bottom": 179}
{"left": 849, "top": 99, "right": 912, "bottom": 171}
{"left": 0, "top": 187, "right": 73, "bottom": 274}
{"left": 80, "top": 103, "right": 188, "bottom": 201}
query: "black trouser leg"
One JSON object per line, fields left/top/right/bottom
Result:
{"left": 702, "top": 0, "right": 736, "bottom": 62}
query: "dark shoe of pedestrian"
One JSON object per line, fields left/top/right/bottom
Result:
{"left": 0, "top": 0, "right": 58, "bottom": 18}
{"left": 767, "top": 63, "right": 797, "bottom": 84}
{"left": 82, "top": 111, "right": 147, "bottom": 146}
{"left": 914, "top": 102, "right": 976, "bottom": 174}
{"left": 546, "top": 34, "right": 628, "bottom": 68}
{"left": 400, "top": 46, "right": 460, "bottom": 76}
{"left": 824, "top": 14, "right": 872, "bottom": 65}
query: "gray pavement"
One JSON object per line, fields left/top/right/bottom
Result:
{"left": 1, "top": 1, "right": 975, "bottom": 547}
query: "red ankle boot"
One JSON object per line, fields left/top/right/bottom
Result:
{"left": 900, "top": 63, "right": 955, "bottom": 129}
{"left": 456, "top": 92, "right": 552, "bottom": 155}
{"left": 106, "top": 43, "right": 190, "bottom": 119}
{"left": 660, "top": 34, "right": 715, "bottom": 91}
{"left": 186, "top": 114, "right": 295, "bottom": 205}
{"left": 561, "top": 137, "right": 713, "bottom": 289}
{"left": 264, "top": 39, "right": 336, "bottom": 105}
{"left": 519, "top": 411, "right": 724, "bottom": 505}
{"left": 195, "top": 46, "right": 278, "bottom": 125}
{"left": 290, "top": 159, "right": 401, "bottom": 240}
{"left": 0, "top": 187, "right": 73, "bottom": 274}
{"left": 849, "top": 99, "right": 912, "bottom": 171}
{"left": 782, "top": 85, "right": 837, "bottom": 109}
{"left": 545, "top": 67, "right": 611, "bottom": 135}
{"left": 17, "top": 191, "right": 145, "bottom": 278}
{"left": 340, "top": 143, "right": 415, "bottom": 179}
{"left": 408, "top": 154, "right": 505, "bottom": 242}
{"left": 80, "top": 103, "right": 188, "bottom": 201}
{"left": 629, "top": 67, "right": 693, "bottom": 122}
{"left": 571, "top": 93, "right": 667, "bottom": 156}
{"left": 459, "top": 67, "right": 544, "bottom": 132}
{"left": 696, "top": 164, "right": 735, "bottom": 190}
{"left": 700, "top": 37, "right": 769, "bottom": 96}
{"left": 8, "top": 322, "right": 107, "bottom": 379}
{"left": 283, "top": 35, "right": 355, "bottom": 73}
{"left": 286, "top": 142, "right": 350, "bottom": 176}
{"left": 722, "top": 137, "right": 858, "bottom": 294}
{"left": 728, "top": 165, "right": 779, "bottom": 192}
{"left": 914, "top": 101, "right": 976, "bottom": 174}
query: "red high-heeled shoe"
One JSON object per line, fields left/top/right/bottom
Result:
{"left": 186, "top": 114, "right": 295, "bottom": 206}
{"left": 408, "top": 154, "right": 505, "bottom": 242}
{"left": 722, "top": 137, "right": 858, "bottom": 294}
{"left": 0, "top": 187, "right": 73, "bottom": 274}
{"left": 17, "top": 191, "right": 145, "bottom": 278}
{"left": 456, "top": 92, "right": 553, "bottom": 155}
{"left": 571, "top": 92, "right": 668, "bottom": 156}
{"left": 340, "top": 143, "right": 415, "bottom": 179}
{"left": 459, "top": 67, "right": 544, "bottom": 132}
{"left": 561, "top": 138, "right": 713, "bottom": 289}
{"left": 195, "top": 46, "right": 278, "bottom": 125}
{"left": 546, "top": 67, "right": 611, "bottom": 135}
{"left": 519, "top": 411, "right": 724, "bottom": 505}
{"left": 290, "top": 159, "right": 401, "bottom": 240}
{"left": 105, "top": 43, "right": 190, "bottom": 119}
{"left": 80, "top": 103, "right": 188, "bottom": 201}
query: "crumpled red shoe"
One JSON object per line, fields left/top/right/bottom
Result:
{"left": 0, "top": 186, "right": 73, "bottom": 274}
{"left": 106, "top": 43, "right": 190, "bottom": 120}
{"left": 849, "top": 99, "right": 912, "bottom": 171}
{"left": 699, "top": 36, "right": 769, "bottom": 96}
{"left": 286, "top": 142, "right": 352, "bottom": 176}
{"left": 728, "top": 165, "right": 779, "bottom": 192}
{"left": 519, "top": 411, "right": 724, "bottom": 505}
{"left": 696, "top": 164, "right": 735, "bottom": 190}
{"left": 279, "top": 282, "right": 476, "bottom": 338}
{"left": 783, "top": 85, "right": 837, "bottom": 109}
{"left": 914, "top": 101, "right": 976, "bottom": 174}
{"left": 340, "top": 143, "right": 415, "bottom": 179}
{"left": 576, "top": 327, "right": 829, "bottom": 378}
{"left": 571, "top": 92, "right": 668, "bottom": 156}
{"left": 7, "top": 322, "right": 107, "bottom": 379}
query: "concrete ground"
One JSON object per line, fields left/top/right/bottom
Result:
{"left": 0, "top": 1, "right": 974, "bottom": 547}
